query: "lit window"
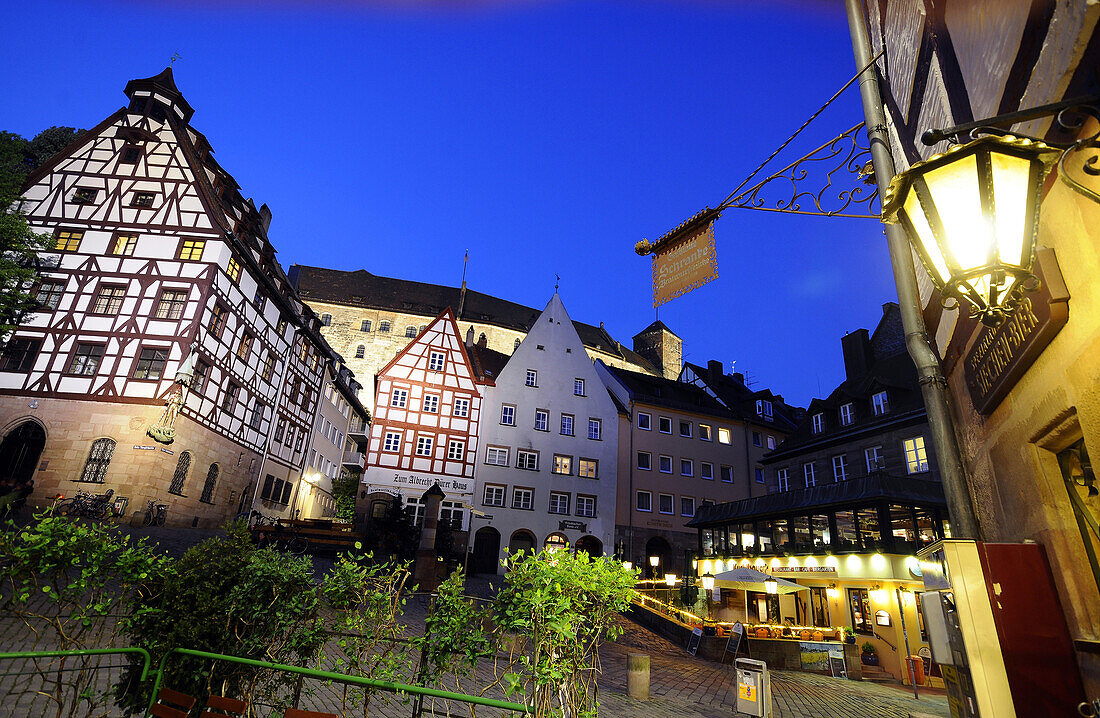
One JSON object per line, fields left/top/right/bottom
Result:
{"left": 517, "top": 449, "right": 538, "bottom": 471}
{"left": 391, "top": 389, "right": 408, "bottom": 408}
{"left": 659, "top": 455, "right": 672, "bottom": 473}
{"left": 501, "top": 404, "right": 516, "bottom": 426}
{"left": 177, "top": 240, "right": 205, "bottom": 261}
{"left": 718, "top": 427, "right": 731, "bottom": 444}
{"left": 512, "top": 488, "right": 534, "bottom": 510}
{"left": 552, "top": 454, "right": 572, "bottom": 475}
{"left": 680, "top": 459, "right": 693, "bottom": 477}
{"left": 67, "top": 343, "right": 104, "bottom": 375}
{"left": 812, "top": 413, "right": 824, "bottom": 434}
{"left": 903, "top": 436, "right": 929, "bottom": 473}
{"left": 132, "top": 347, "right": 168, "bottom": 380}
{"left": 872, "top": 391, "right": 889, "bottom": 416}
{"left": 415, "top": 436, "right": 433, "bottom": 456}
{"left": 777, "top": 468, "right": 789, "bottom": 491}
{"left": 587, "top": 418, "right": 601, "bottom": 440}
{"left": 560, "top": 414, "right": 574, "bottom": 436}
{"left": 131, "top": 192, "right": 155, "bottom": 207}
{"left": 525, "top": 369, "right": 537, "bottom": 387}
{"left": 681, "top": 497, "right": 695, "bottom": 517}
{"left": 636, "top": 491, "right": 652, "bottom": 512}
{"left": 423, "top": 394, "right": 439, "bottom": 413}
{"left": 658, "top": 416, "right": 672, "bottom": 434}
{"left": 110, "top": 233, "right": 138, "bottom": 256}
{"left": 637, "top": 413, "right": 651, "bottom": 430}
{"left": 154, "top": 289, "right": 188, "bottom": 320}
{"left": 71, "top": 188, "right": 98, "bottom": 204}
{"left": 429, "top": 352, "right": 445, "bottom": 372}
{"left": 453, "top": 398, "right": 470, "bottom": 418}
{"left": 658, "top": 494, "right": 674, "bottom": 514}
{"left": 261, "top": 352, "right": 276, "bottom": 381}
{"left": 483, "top": 485, "right": 505, "bottom": 507}
{"left": 840, "top": 403, "right": 854, "bottom": 425}
{"left": 576, "top": 495, "right": 596, "bottom": 518}
{"left": 637, "top": 452, "right": 651, "bottom": 470}
{"left": 578, "top": 458, "right": 597, "bottom": 478}
{"left": 700, "top": 462, "right": 714, "bottom": 480}
{"left": 534, "top": 409, "right": 549, "bottom": 431}
{"left": 236, "top": 333, "right": 252, "bottom": 361}
{"left": 54, "top": 229, "right": 83, "bottom": 252}
{"left": 91, "top": 285, "right": 126, "bottom": 315}
{"left": 383, "top": 432, "right": 402, "bottom": 452}
{"left": 485, "top": 446, "right": 509, "bottom": 466}
{"left": 833, "top": 454, "right": 848, "bottom": 480}
{"left": 226, "top": 257, "right": 241, "bottom": 282}
{"left": 447, "top": 439, "right": 465, "bottom": 460}
{"left": 574, "top": 378, "right": 585, "bottom": 396}
{"left": 549, "top": 492, "right": 570, "bottom": 515}
{"left": 804, "top": 463, "right": 816, "bottom": 487}
{"left": 699, "top": 424, "right": 712, "bottom": 441}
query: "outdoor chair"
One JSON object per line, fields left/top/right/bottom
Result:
{"left": 148, "top": 687, "right": 197, "bottom": 718}
{"left": 200, "top": 694, "right": 248, "bottom": 718}
{"left": 284, "top": 709, "right": 339, "bottom": 718}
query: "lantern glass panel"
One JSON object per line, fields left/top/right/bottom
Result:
{"left": 990, "top": 150, "right": 1033, "bottom": 267}
{"left": 903, "top": 189, "right": 950, "bottom": 283}
{"left": 923, "top": 153, "right": 992, "bottom": 273}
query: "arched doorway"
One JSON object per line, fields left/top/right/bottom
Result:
{"left": 471, "top": 527, "right": 501, "bottom": 575}
{"left": 508, "top": 529, "right": 536, "bottom": 559}
{"left": 0, "top": 420, "right": 46, "bottom": 494}
{"left": 575, "top": 535, "right": 603, "bottom": 559}
{"left": 645, "top": 536, "right": 673, "bottom": 578}
{"left": 544, "top": 532, "right": 569, "bottom": 553}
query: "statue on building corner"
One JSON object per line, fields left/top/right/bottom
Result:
{"left": 147, "top": 344, "right": 197, "bottom": 445}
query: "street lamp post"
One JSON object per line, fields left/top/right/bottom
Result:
{"left": 664, "top": 573, "right": 677, "bottom": 613}
{"left": 648, "top": 554, "right": 660, "bottom": 580}
{"left": 701, "top": 572, "right": 716, "bottom": 624}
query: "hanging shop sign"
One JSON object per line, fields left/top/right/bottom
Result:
{"left": 559, "top": 520, "right": 588, "bottom": 532}
{"left": 647, "top": 208, "right": 720, "bottom": 307}
{"left": 963, "top": 248, "right": 1069, "bottom": 415}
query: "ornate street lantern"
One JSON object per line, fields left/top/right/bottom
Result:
{"left": 701, "top": 573, "right": 716, "bottom": 591}
{"left": 764, "top": 576, "right": 778, "bottom": 595}
{"left": 882, "top": 134, "right": 1061, "bottom": 327}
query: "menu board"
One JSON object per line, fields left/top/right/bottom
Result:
{"left": 687, "top": 627, "right": 703, "bottom": 656}
{"left": 725, "top": 622, "right": 745, "bottom": 657}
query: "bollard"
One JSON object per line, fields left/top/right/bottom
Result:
{"left": 627, "top": 653, "right": 650, "bottom": 701}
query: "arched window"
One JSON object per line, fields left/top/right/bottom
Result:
{"left": 200, "top": 463, "right": 219, "bottom": 504}
{"left": 79, "top": 438, "right": 116, "bottom": 483}
{"left": 405, "top": 326, "right": 417, "bottom": 338}
{"left": 419, "top": 325, "right": 426, "bottom": 334}
{"left": 169, "top": 450, "right": 192, "bottom": 495}
{"left": 478, "top": 333, "right": 487, "bottom": 345}
{"left": 360, "top": 319, "right": 371, "bottom": 332}
{"left": 379, "top": 320, "right": 391, "bottom": 333}
{"left": 355, "top": 345, "right": 365, "bottom": 358}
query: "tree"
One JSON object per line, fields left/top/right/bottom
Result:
{"left": 331, "top": 472, "right": 359, "bottom": 522}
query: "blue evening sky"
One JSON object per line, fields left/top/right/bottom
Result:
{"left": 0, "top": 0, "right": 898, "bottom": 408}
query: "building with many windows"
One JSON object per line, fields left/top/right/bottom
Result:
{"left": 0, "top": 68, "right": 363, "bottom": 526}
{"left": 469, "top": 293, "right": 619, "bottom": 574}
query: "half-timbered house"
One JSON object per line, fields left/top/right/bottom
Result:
{"left": 0, "top": 68, "right": 360, "bottom": 526}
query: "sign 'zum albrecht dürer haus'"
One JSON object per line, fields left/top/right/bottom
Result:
{"left": 639, "top": 207, "right": 721, "bottom": 307}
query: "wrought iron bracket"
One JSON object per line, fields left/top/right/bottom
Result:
{"left": 922, "top": 95, "right": 1100, "bottom": 205}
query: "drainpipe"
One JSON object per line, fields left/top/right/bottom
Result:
{"left": 844, "top": 0, "right": 981, "bottom": 539}
{"left": 627, "top": 399, "right": 636, "bottom": 563}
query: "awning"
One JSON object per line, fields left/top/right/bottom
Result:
{"left": 713, "top": 567, "right": 808, "bottom": 594}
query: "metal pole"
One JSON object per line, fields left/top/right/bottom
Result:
{"left": 843, "top": 0, "right": 981, "bottom": 539}
{"left": 895, "top": 588, "right": 919, "bottom": 699}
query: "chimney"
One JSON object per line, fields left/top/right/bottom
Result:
{"left": 258, "top": 203, "right": 272, "bottom": 233}
{"left": 732, "top": 372, "right": 745, "bottom": 384}
{"left": 707, "top": 360, "right": 723, "bottom": 379}
{"left": 841, "top": 328, "right": 874, "bottom": 379}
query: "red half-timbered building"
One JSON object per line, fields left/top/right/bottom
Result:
{"left": 0, "top": 68, "right": 365, "bottom": 526}
{"left": 360, "top": 309, "right": 498, "bottom": 537}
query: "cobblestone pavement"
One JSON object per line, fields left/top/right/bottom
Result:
{"left": 0, "top": 526, "right": 949, "bottom": 718}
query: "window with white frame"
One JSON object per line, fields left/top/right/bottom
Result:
{"left": 485, "top": 446, "right": 509, "bottom": 466}
{"left": 637, "top": 412, "right": 651, "bottom": 430}
{"left": 804, "top": 462, "right": 816, "bottom": 487}
{"left": 576, "top": 495, "right": 596, "bottom": 517}
{"left": 636, "top": 491, "right": 652, "bottom": 512}
{"left": 681, "top": 496, "right": 695, "bottom": 517}
{"left": 680, "top": 421, "right": 692, "bottom": 438}
{"left": 549, "top": 492, "right": 570, "bottom": 515}
{"left": 391, "top": 389, "right": 408, "bottom": 408}
{"left": 680, "top": 459, "right": 693, "bottom": 477}
{"left": 383, "top": 431, "right": 402, "bottom": 453}
{"left": 701, "top": 462, "right": 714, "bottom": 480}
{"left": 560, "top": 414, "right": 574, "bottom": 436}
{"left": 512, "top": 487, "right": 534, "bottom": 510}
{"left": 658, "top": 493, "right": 674, "bottom": 514}
{"left": 517, "top": 450, "right": 539, "bottom": 471}
{"left": 552, "top": 454, "right": 572, "bottom": 475}
{"left": 903, "top": 436, "right": 929, "bottom": 473}
{"left": 422, "top": 394, "right": 439, "bottom": 413}
{"left": 525, "top": 369, "right": 537, "bottom": 387}
{"left": 767, "top": 435, "right": 776, "bottom": 449}
{"left": 718, "top": 427, "right": 731, "bottom": 444}
{"left": 453, "top": 398, "right": 470, "bottom": 418}
{"left": 578, "top": 458, "right": 597, "bottom": 478}
{"left": 416, "top": 437, "right": 433, "bottom": 456}
{"left": 534, "top": 409, "right": 549, "bottom": 431}
{"left": 659, "top": 455, "right": 673, "bottom": 473}
{"left": 483, "top": 484, "right": 505, "bottom": 507}
{"left": 587, "top": 418, "right": 601, "bottom": 440}
{"left": 699, "top": 424, "right": 712, "bottom": 441}
{"left": 756, "top": 399, "right": 773, "bottom": 419}
{"left": 833, "top": 454, "right": 848, "bottom": 480}
{"left": 500, "top": 404, "right": 516, "bottom": 426}
{"left": 872, "top": 391, "right": 889, "bottom": 415}
{"left": 637, "top": 452, "right": 652, "bottom": 470}
{"left": 447, "top": 439, "right": 465, "bottom": 461}
{"left": 840, "top": 402, "right": 854, "bottom": 425}
{"left": 721, "top": 465, "right": 734, "bottom": 483}
{"left": 812, "top": 413, "right": 824, "bottom": 433}
{"left": 777, "top": 468, "right": 789, "bottom": 491}
{"left": 428, "top": 352, "right": 445, "bottom": 372}
{"left": 866, "top": 445, "right": 884, "bottom": 471}
{"left": 574, "top": 378, "right": 585, "bottom": 396}
{"left": 658, "top": 416, "right": 672, "bottom": 434}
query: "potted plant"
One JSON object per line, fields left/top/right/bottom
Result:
{"left": 861, "top": 641, "right": 879, "bottom": 665}
{"left": 844, "top": 627, "right": 856, "bottom": 644}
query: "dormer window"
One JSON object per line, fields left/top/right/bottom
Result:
{"left": 812, "top": 413, "right": 824, "bottom": 434}
{"left": 872, "top": 391, "right": 889, "bottom": 416}
{"left": 756, "top": 399, "right": 774, "bottom": 420}
{"left": 840, "top": 403, "right": 854, "bottom": 426}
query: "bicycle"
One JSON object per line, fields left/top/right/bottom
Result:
{"left": 141, "top": 499, "right": 169, "bottom": 527}
{"left": 55, "top": 489, "right": 114, "bottom": 520}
